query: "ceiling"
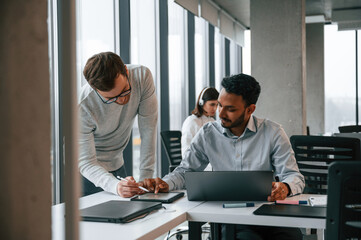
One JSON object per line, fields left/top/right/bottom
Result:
{"left": 212, "top": 0, "right": 361, "bottom": 29}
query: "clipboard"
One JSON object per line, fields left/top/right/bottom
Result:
{"left": 131, "top": 192, "right": 184, "bottom": 203}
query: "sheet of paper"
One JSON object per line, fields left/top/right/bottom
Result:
{"left": 308, "top": 196, "right": 327, "bottom": 207}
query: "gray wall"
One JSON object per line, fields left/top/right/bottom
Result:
{"left": 251, "top": 0, "right": 306, "bottom": 137}
{"left": 0, "top": 0, "right": 51, "bottom": 239}
{"left": 306, "top": 23, "right": 325, "bottom": 135}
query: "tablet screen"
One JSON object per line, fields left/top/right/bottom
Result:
{"left": 131, "top": 192, "right": 184, "bottom": 203}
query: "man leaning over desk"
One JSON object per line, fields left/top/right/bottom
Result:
{"left": 78, "top": 52, "right": 157, "bottom": 197}
{"left": 143, "top": 73, "right": 305, "bottom": 240}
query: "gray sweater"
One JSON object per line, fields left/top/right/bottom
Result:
{"left": 78, "top": 65, "right": 158, "bottom": 195}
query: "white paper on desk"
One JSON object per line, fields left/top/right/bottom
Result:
{"left": 308, "top": 196, "right": 327, "bottom": 207}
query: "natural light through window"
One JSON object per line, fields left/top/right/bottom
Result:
{"left": 324, "top": 25, "right": 356, "bottom": 134}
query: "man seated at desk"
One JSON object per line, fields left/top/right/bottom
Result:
{"left": 143, "top": 73, "right": 305, "bottom": 240}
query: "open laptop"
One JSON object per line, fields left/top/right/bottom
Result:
{"left": 185, "top": 171, "right": 273, "bottom": 201}
{"left": 80, "top": 200, "right": 162, "bottom": 223}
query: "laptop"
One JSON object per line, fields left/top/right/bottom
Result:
{"left": 185, "top": 171, "right": 273, "bottom": 201}
{"left": 80, "top": 200, "right": 162, "bottom": 223}
{"left": 253, "top": 204, "right": 326, "bottom": 219}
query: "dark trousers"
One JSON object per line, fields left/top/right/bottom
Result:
{"left": 221, "top": 224, "right": 302, "bottom": 240}
{"left": 81, "top": 166, "right": 127, "bottom": 197}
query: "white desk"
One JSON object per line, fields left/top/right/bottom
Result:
{"left": 187, "top": 194, "right": 326, "bottom": 240}
{"left": 52, "top": 191, "right": 202, "bottom": 240}
{"left": 187, "top": 194, "right": 325, "bottom": 229}
{"left": 52, "top": 192, "right": 326, "bottom": 240}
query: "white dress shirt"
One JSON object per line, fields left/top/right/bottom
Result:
{"left": 181, "top": 114, "right": 215, "bottom": 158}
{"left": 164, "top": 115, "right": 305, "bottom": 196}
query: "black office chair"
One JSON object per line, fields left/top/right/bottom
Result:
{"left": 160, "top": 130, "right": 211, "bottom": 240}
{"left": 326, "top": 161, "right": 361, "bottom": 240}
{"left": 160, "top": 130, "right": 182, "bottom": 173}
{"left": 290, "top": 135, "right": 361, "bottom": 194}
{"left": 291, "top": 135, "right": 361, "bottom": 238}
{"left": 338, "top": 125, "right": 361, "bottom": 133}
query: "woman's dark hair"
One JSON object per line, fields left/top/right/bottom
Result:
{"left": 221, "top": 73, "right": 261, "bottom": 106}
{"left": 83, "top": 52, "right": 127, "bottom": 91}
{"left": 192, "top": 87, "right": 219, "bottom": 117}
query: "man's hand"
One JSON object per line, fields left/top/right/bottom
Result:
{"left": 267, "top": 182, "right": 289, "bottom": 202}
{"left": 142, "top": 177, "right": 169, "bottom": 194}
{"left": 117, "top": 176, "right": 143, "bottom": 198}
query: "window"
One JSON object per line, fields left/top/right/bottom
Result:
{"left": 242, "top": 30, "right": 251, "bottom": 75}
{"left": 76, "top": 0, "right": 117, "bottom": 92}
{"left": 229, "top": 40, "right": 237, "bottom": 75}
{"left": 130, "top": 0, "right": 158, "bottom": 180}
{"left": 195, "top": 16, "right": 209, "bottom": 96}
{"left": 358, "top": 30, "right": 361, "bottom": 123}
{"left": 324, "top": 25, "right": 357, "bottom": 134}
{"left": 214, "top": 27, "right": 224, "bottom": 90}
{"left": 168, "top": 0, "right": 187, "bottom": 130}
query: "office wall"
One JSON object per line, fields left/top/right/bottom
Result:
{"left": 0, "top": 0, "right": 51, "bottom": 239}
{"left": 306, "top": 23, "right": 325, "bottom": 135}
{"left": 251, "top": 0, "right": 306, "bottom": 137}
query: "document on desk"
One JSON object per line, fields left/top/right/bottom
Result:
{"left": 308, "top": 196, "right": 327, "bottom": 207}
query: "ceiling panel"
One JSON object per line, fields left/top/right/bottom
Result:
{"left": 211, "top": 0, "right": 361, "bottom": 29}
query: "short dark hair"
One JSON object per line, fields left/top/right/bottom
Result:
{"left": 192, "top": 87, "right": 219, "bottom": 117}
{"left": 221, "top": 73, "right": 261, "bottom": 106}
{"left": 83, "top": 52, "right": 127, "bottom": 91}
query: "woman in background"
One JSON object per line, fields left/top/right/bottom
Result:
{"left": 181, "top": 87, "right": 219, "bottom": 158}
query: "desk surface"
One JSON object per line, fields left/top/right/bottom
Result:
{"left": 52, "top": 192, "right": 326, "bottom": 240}
{"left": 187, "top": 194, "right": 326, "bottom": 229}
{"left": 52, "top": 191, "right": 202, "bottom": 240}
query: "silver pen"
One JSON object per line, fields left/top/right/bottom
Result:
{"left": 116, "top": 176, "right": 150, "bottom": 192}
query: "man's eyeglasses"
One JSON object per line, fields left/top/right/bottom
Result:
{"left": 95, "top": 75, "right": 131, "bottom": 104}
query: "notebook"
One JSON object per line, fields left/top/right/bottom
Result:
{"left": 131, "top": 192, "right": 184, "bottom": 203}
{"left": 253, "top": 204, "right": 326, "bottom": 219}
{"left": 80, "top": 200, "right": 162, "bottom": 223}
{"left": 185, "top": 171, "right": 273, "bottom": 201}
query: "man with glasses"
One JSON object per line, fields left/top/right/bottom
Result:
{"left": 78, "top": 52, "right": 158, "bottom": 197}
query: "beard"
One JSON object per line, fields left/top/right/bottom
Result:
{"left": 220, "top": 110, "right": 246, "bottom": 129}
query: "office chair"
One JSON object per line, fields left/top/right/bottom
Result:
{"left": 160, "top": 130, "right": 182, "bottom": 173}
{"left": 290, "top": 135, "right": 361, "bottom": 194}
{"left": 160, "top": 130, "right": 211, "bottom": 240}
{"left": 338, "top": 125, "right": 361, "bottom": 133}
{"left": 326, "top": 161, "right": 361, "bottom": 240}
{"left": 291, "top": 135, "right": 361, "bottom": 238}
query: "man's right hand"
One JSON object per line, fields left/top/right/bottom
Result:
{"left": 116, "top": 176, "right": 142, "bottom": 198}
{"left": 142, "top": 177, "right": 169, "bottom": 194}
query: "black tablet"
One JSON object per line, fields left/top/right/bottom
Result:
{"left": 253, "top": 204, "right": 326, "bottom": 219}
{"left": 131, "top": 192, "right": 184, "bottom": 203}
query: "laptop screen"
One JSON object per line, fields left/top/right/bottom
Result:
{"left": 185, "top": 171, "right": 273, "bottom": 201}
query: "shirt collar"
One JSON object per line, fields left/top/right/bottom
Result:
{"left": 221, "top": 115, "right": 257, "bottom": 138}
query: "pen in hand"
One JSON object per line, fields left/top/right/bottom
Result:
{"left": 116, "top": 176, "right": 149, "bottom": 192}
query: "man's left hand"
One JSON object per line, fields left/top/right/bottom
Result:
{"left": 267, "top": 182, "right": 289, "bottom": 201}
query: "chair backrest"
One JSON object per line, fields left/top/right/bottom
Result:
{"left": 290, "top": 135, "right": 361, "bottom": 194}
{"left": 339, "top": 125, "right": 361, "bottom": 133}
{"left": 160, "top": 130, "right": 182, "bottom": 172}
{"left": 326, "top": 161, "right": 361, "bottom": 240}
